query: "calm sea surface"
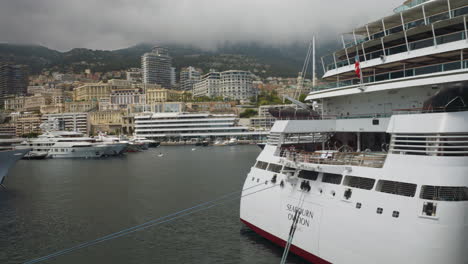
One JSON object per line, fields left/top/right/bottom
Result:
{"left": 0, "top": 145, "right": 306, "bottom": 264}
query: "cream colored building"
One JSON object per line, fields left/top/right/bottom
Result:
{"left": 146, "top": 88, "right": 188, "bottom": 103}
{"left": 4, "top": 96, "right": 25, "bottom": 111}
{"left": 74, "top": 82, "right": 112, "bottom": 101}
{"left": 24, "top": 95, "right": 50, "bottom": 112}
{"left": 40, "top": 104, "right": 65, "bottom": 114}
{"left": 89, "top": 110, "right": 125, "bottom": 134}
{"left": 0, "top": 123, "right": 16, "bottom": 137}
{"left": 16, "top": 114, "right": 42, "bottom": 136}
{"left": 64, "top": 100, "right": 98, "bottom": 112}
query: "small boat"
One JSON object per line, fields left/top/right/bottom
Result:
{"left": 213, "top": 139, "right": 226, "bottom": 146}
{"left": 227, "top": 137, "right": 238, "bottom": 146}
{"left": 23, "top": 151, "right": 48, "bottom": 160}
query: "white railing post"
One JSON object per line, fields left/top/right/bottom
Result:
{"left": 380, "top": 38, "right": 386, "bottom": 57}
{"left": 401, "top": 12, "right": 410, "bottom": 53}
{"left": 342, "top": 35, "right": 351, "bottom": 65}
{"left": 464, "top": 16, "right": 468, "bottom": 43}
{"left": 321, "top": 56, "right": 326, "bottom": 74}
{"left": 447, "top": 0, "right": 452, "bottom": 19}
{"left": 333, "top": 52, "right": 338, "bottom": 69}
{"left": 422, "top": 5, "right": 428, "bottom": 25}
{"left": 382, "top": 19, "right": 387, "bottom": 36}
{"left": 366, "top": 25, "right": 371, "bottom": 40}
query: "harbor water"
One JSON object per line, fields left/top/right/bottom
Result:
{"left": 0, "top": 145, "right": 305, "bottom": 264}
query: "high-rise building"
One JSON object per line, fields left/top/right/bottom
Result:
{"left": 180, "top": 66, "right": 201, "bottom": 92}
{"left": 170, "top": 67, "right": 176, "bottom": 87}
{"left": 193, "top": 71, "right": 221, "bottom": 98}
{"left": 141, "top": 46, "right": 172, "bottom": 89}
{"left": 193, "top": 70, "right": 256, "bottom": 101}
{"left": 0, "top": 63, "right": 29, "bottom": 102}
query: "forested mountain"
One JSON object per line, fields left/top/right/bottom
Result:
{"left": 0, "top": 41, "right": 340, "bottom": 78}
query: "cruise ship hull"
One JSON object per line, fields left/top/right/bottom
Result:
{"left": 240, "top": 140, "right": 468, "bottom": 264}
{"left": 0, "top": 148, "right": 30, "bottom": 184}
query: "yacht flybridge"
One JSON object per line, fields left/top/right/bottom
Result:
{"left": 240, "top": 1, "right": 468, "bottom": 263}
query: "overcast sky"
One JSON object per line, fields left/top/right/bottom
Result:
{"left": 0, "top": 0, "right": 403, "bottom": 51}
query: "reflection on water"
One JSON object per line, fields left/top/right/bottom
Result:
{"left": 0, "top": 146, "right": 305, "bottom": 264}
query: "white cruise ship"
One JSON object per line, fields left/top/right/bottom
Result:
{"left": 240, "top": 1, "right": 468, "bottom": 263}
{"left": 25, "top": 131, "right": 127, "bottom": 158}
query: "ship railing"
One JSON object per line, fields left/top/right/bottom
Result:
{"left": 393, "top": 106, "right": 468, "bottom": 115}
{"left": 278, "top": 149, "right": 387, "bottom": 168}
{"left": 316, "top": 57, "right": 468, "bottom": 91}
{"left": 272, "top": 107, "right": 468, "bottom": 122}
{"left": 341, "top": 4, "right": 468, "bottom": 51}
{"left": 332, "top": 30, "right": 467, "bottom": 71}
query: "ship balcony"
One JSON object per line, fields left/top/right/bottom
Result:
{"left": 327, "top": 30, "right": 467, "bottom": 74}
{"left": 340, "top": 0, "right": 467, "bottom": 51}
{"left": 276, "top": 148, "right": 387, "bottom": 169}
{"left": 313, "top": 53, "right": 468, "bottom": 93}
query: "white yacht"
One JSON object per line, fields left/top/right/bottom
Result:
{"left": 241, "top": 1, "right": 468, "bottom": 263}
{"left": 25, "top": 131, "right": 126, "bottom": 158}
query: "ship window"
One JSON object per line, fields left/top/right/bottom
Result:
{"left": 376, "top": 207, "right": 383, "bottom": 214}
{"left": 356, "top": 202, "right": 362, "bottom": 209}
{"left": 392, "top": 211, "right": 400, "bottom": 218}
{"left": 322, "top": 173, "right": 342, "bottom": 185}
{"left": 281, "top": 166, "right": 296, "bottom": 174}
{"left": 255, "top": 161, "right": 268, "bottom": 170}
{"left": 420, "top": 186, "right": 468, "bottom": 201}
{"left": 267, "top": 163, "right": 283, "bottom": 173}
{"left": 343, "top": 176, "right": 375, "bottom": 190}
{"left": 298, "top": 170, "right": 319, "bottom": 181}
{"left": 376, "top": 180, "right": 417, "bottom": 197}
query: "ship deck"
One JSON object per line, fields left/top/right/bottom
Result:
{"left": 277, "top": 148, "right": 387, "bottom": 168}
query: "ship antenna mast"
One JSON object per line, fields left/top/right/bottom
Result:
{"left": 294, "top": 35, "right": 316, "bottom": 100}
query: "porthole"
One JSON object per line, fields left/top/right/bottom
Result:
{"left": 251, "top": 177, "right": 255, "bottom": 181}
{"left": 356, "top": 203, "right": 362, "bottom": 209}
{"left": 331, "top": 191, "right": 336, "bottom": 197}
{"left": 392, "top": 211, "right": 400, "bottom": 218}
{"left": 257, "top": 179, "right": 259, "bottom": 183}
{"left": 377, "top": 207, "right": 383, "bottom": 214}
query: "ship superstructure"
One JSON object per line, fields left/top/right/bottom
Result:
{"left": 240, "top": 1, "right": 468, "bottom": 263}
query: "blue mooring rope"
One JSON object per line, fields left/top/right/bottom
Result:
{"left": 24, "top": 182, "right": 278, "bottom": 264}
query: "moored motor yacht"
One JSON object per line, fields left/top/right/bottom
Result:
{"left": 25, "top": 131, "right": 126, "bottom": 158}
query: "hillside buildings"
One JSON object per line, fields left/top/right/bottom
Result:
{"left": 142, "top": 46, "right": 172, "bottom": 89}
{"left": 180, "top": 66, "right": 201, "bottom": 91}
{"left": 126, "top": 68, "right": 142, "bottom": 83}
{"left": 41, "top": 113, "right": 89, "bottom": 134}
{"left": 193, "top": 70, "right": 256, "bottom": 101}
